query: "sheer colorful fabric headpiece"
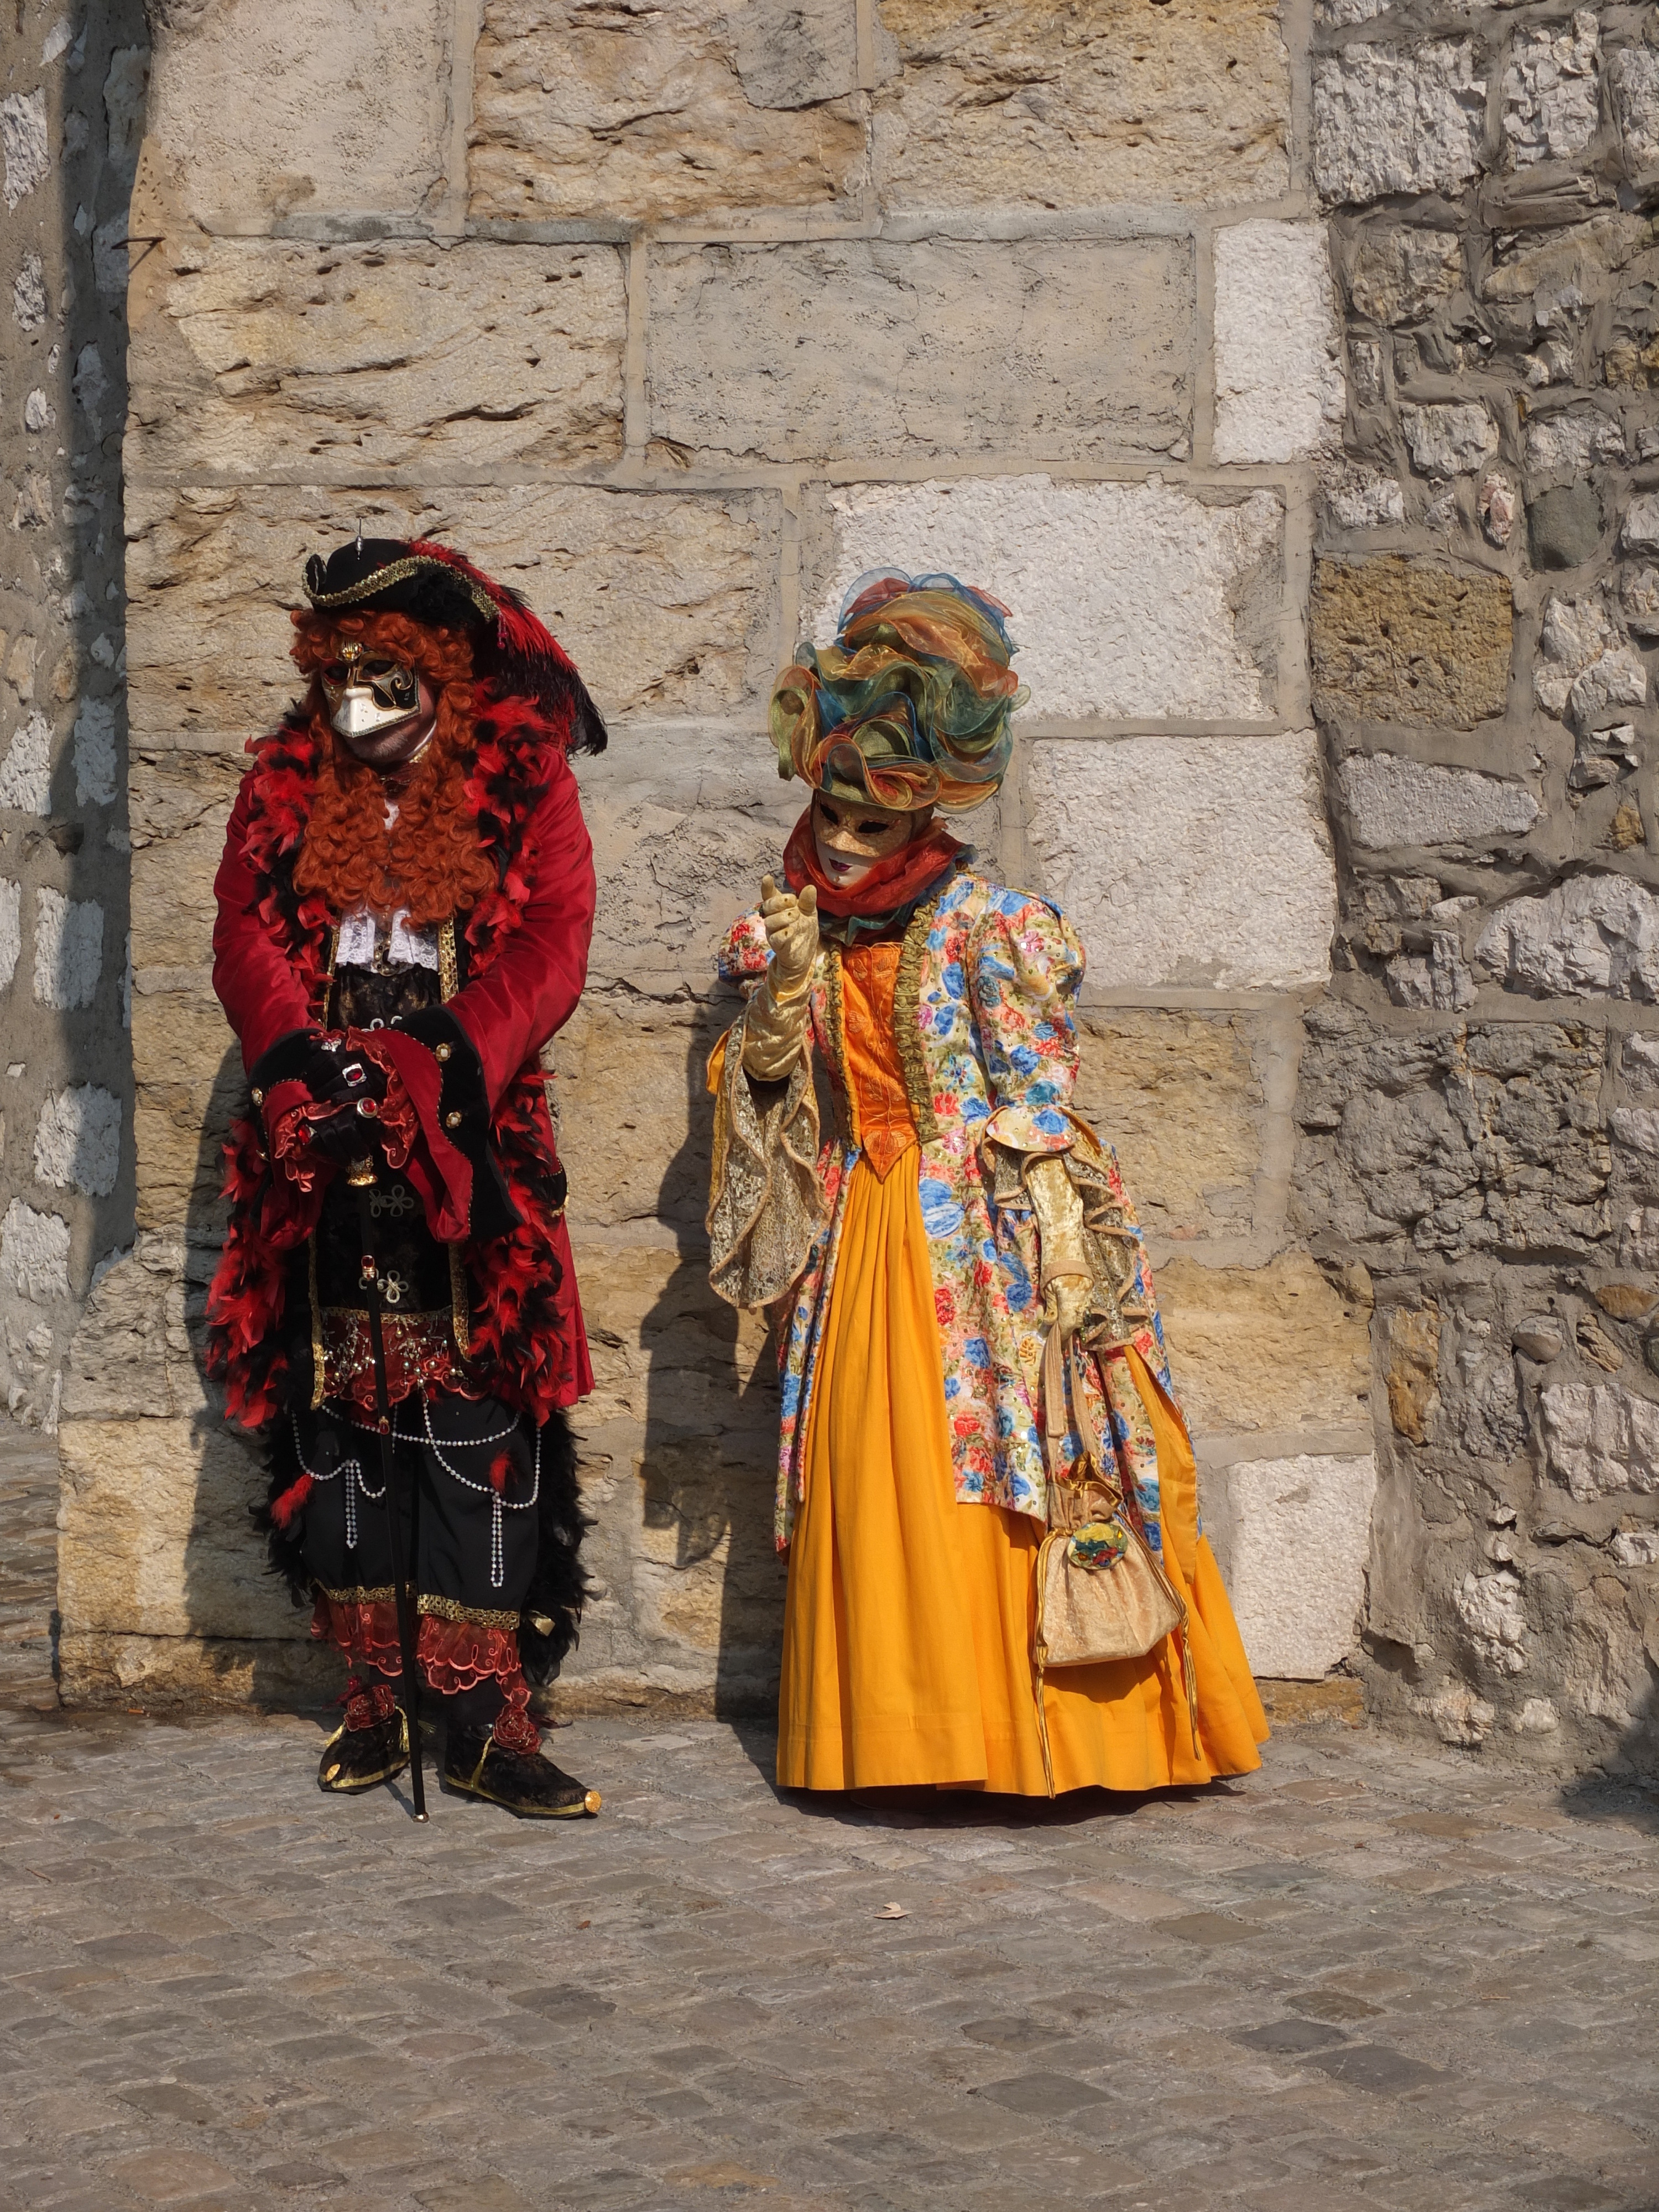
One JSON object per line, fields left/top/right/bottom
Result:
{"left": 769, "top": 569, "right": 1027, "bottom": 813}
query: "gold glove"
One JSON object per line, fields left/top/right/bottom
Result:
{"left": 742, "top": 875, "right": 819, "bottom": 1081}
{"left": 1026, "top": 1152, "right": 1091, "bottom": 1340}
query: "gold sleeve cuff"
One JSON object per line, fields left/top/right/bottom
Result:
{"left": 741, "top": 968, "right": 812, "bottom": 1081}
{"left": 1026, "top": 1152, "right": 1091, "bottom": 1284}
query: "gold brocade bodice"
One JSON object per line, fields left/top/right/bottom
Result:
{"left": 839, "top": 941, "right": 917, "bottom": 1181}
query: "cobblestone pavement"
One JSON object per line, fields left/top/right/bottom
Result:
{"left": 1, "top": 1692, "right": 1656, "bottom": 2212}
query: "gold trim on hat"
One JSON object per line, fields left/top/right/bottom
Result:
{"left": 305, "top": 554, "right": 497, "bottom": 625}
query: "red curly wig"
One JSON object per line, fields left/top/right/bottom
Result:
{"left": 289, "top": 610, "right": 499, "bottom": 927}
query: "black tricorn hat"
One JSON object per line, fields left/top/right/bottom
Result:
{"left": 302, "top": 534, "right": 607, "bottom": 754}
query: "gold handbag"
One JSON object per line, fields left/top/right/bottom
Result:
{"left": 1032, "top": 1328, "right": 1197, "bottom": 1791}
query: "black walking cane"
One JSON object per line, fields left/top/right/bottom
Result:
{"left": 347, "top": 1150, "right": 429, "bottom": 1822}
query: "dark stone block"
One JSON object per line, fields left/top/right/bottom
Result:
{"left": 972, "top": 2072, "right": 1113, "bottom": 2116}
{"left": 1235, "top": 2017, "right": 1350, "bottom": 2054}
{"left": 1528, "top": 483, "right": 1603, "bottom": 570}
{"left": 1303, "top": 2041, "right": 1447, "bottom": 2093}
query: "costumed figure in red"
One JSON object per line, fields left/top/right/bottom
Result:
{"left": 207, "top": 533, "right": 604, "bottom": 1817}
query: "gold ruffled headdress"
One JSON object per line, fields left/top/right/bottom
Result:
{"left": 769, "top": 570, "right": 1027, "bottom": 813}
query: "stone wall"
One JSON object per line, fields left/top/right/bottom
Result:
{"left": 45, "top": 0, "right": 1652, "bottom": 1773}
{"left": 0, "top": 6, "right": 148, "bottom": 1433}
{"left": 1305, "top": 0, "right": 1659, "bottom": 1774}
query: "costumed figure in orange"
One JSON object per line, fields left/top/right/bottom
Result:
{"left": 706, "top": 570, "right": 1269, "bottom": 1796}
{"left": 207, "top": 534, "right": 604, "bottom": 1817}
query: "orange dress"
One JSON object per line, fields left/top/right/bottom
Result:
{"left": 775, "top": 941, "right": 1269, "bottom": 1796}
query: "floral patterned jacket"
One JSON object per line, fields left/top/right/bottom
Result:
{"left": 707, "top": 865, "right": 1182, "bottom": 1553}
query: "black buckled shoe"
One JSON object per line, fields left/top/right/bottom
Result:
{"left": 441, "top": 1721, "right": 601, "bottom": 1818}
{"left": 317, "top": 1681, "right": 410, "bottom": 1794}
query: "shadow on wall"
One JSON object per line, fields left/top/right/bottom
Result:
{"left": 2, "top": 5, "right": 148, "bottom": 1425}
{"left": 635, "top": 1001, "right": 787, "bottom": 1721}
{"left": 178, "top": 1038, "right": 329, "bottom": 1707}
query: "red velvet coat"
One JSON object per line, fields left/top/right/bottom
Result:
{"left": 205, "top": 693, "right": 596, "bottom": 1431}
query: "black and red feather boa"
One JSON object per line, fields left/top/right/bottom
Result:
{"left": 205, "top": 682, "right": 576, "bottom": 1433}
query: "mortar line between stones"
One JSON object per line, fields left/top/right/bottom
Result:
{"left": 854, "top": 0, "right": 876, "bottom": 92}
{"left": 439, "top": 0, "right": 484, "bottom": 243}
{"left": 624, "top": 238, "right": 649, "bottom": 457}
{"left": 1192, "top": 218, "right": 1215, "bottom": 471}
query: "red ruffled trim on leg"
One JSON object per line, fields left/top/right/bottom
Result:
{"left": 310, "top": 1590, "right": 528, "bottom": 1696}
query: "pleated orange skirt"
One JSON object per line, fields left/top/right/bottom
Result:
{"left": 776, "top": 1154, "right": 1270, "bottom": 1795}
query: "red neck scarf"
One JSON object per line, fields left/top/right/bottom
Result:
{"left": 782, "top": 807, "right": 966, "bottom": 924}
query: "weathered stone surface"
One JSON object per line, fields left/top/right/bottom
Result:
{"left": 1345, "top": 225, "right": 1462, "bottom": 326}
{"left": 56, "top": 1629, "right": 330, "bottom": 1708}
{"left": 580, "top": 736, "right": 804, "bottom": 1002}
{"left": 128, "top": 241, "right": 625, "bottom": 479}
{"left": 1158, "top": 1253, "right": 1371, "bottom": 1441}
{"left": 58, "top": 1412, "right": 291, "bottom": 1641}
{"left": 556, "top": 998, "right": 719, "bottom": 1234}
{"left": 1072, "top": 1011, "right": 1269, "bottom": 1248}
{"left": 1538, "top": 1380, "right": 1659, "bottom": 1501}
{"left": 1399, "top": 401, "right": 1498, "bottom": 477}
{"left": 126, "top": 484, "right": 784, "bottom": 741}
{"left": 131, "top": 989, "right": 238, "bottom": 1232}
{"left": 145, "top": 0, "right": 450, "bottom": 227}
{"left": 33, "top": 1087, "right": 122, "bottom": 1199}
{"left": 1313, "top": 43, "right": 1486, "bottom": 207}
{"left": 1609, "top": 42, "right": 1659, "bottom": 171}
{"left": 33, "top": 888, "right": 102, "bottom": 1010}
{"left": 1534, "top": 592, "right": 1646, "bottom": 728}
{"left": 1226, "top": 1453, "right": 1378, "bottom": 1678}
{"left": 469, "top": 0, "right": 864, "bottom": 224}
{"left": 870, "top": 0, "right": 1289, "bottom": 212}
{"left": 1294, "top": 1005, "right": 1611, "bottom": 1265}
{"left": 1335, "top": 753, "right": 1538, "bottom": 851}
{"left": 1213, "top": 222, "right": 1342, "bottom": 465}
{"left": 1501, "top": 13, "right": 1599, "bottom": 170}
{"left": 560, "top": 1233, "right": 780, "bottom": 1708}
{"left": 1526, "top": 407, "right": 1625, "bottom": 479}
{"left": 1323, "top": 464, "right": 1405, "bottom": 530}
{"left": 1386, "top": 1303, "right": 1440, "bottom": 1444}
{"left": 0, "top": 1199, "right": 71, "bottom": 1304}
{"left": 1611, "top": 1104, "right": 1659, "bottom": 1200}
{"left": 1311, "top": 558, "right": 1511, "bottom": 730}
{"left": 59, "top": 1238, "right": 192, "bottom": 1425}
{"left": 130, "top": 753, "right": 247, "bottom": 976}
{"left": 1528, "top": 485, "right": 1604, "bottom": 573}
{"left": 1475, "top": 874, "right": 1659, "bottom": 1001}
{"left": 648, "top": 240, "right": 1192, "bottom": 467}
{"left": 1028, "top": 734, "right": 1335, "bottom": 994}
{"left": 806, "top": 478, "right": 1282, "bottom": 725}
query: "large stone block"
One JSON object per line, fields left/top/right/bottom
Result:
{"left": 131, "top": 753, "right": 247, "bottom": 975}
{"left": 145, "top": 0, "right": 451, "bottom": 228}
{"left": 577, "top": 732, "right": 802, "bottom": 1000}
{"left": 1311, "top": 557, "right": 1512, "bottom": 730}
{"left": 1156, "top": 1251, "right": 1373, "bottom": 1441}
{"left": 1225, "top": 1453, "right": 1377, "bottom": 1679}
{"left": 1295, "top": 1004, "right": 1612, "bottom": 1265}
{"left": 1213, "top": 222, "right": 1342, "bottom": 466}
{"left": 1475, "top": 874, "right": 1659, "bottom": 1001}
{"left": 1027, "top": 733, "right": 1335, "bottom": 993}
{"left": 1313, "top": 42, "right": 1486, "bottom": 206}
{"left": 56, "top": 1631, "right": 331, "bottom": 1710}
{"left": 128, "top": 241, "right": 625, "bottom": 479}
{"left": 126, "top": 484, "right": 784, "bottom": 742}
{"left": 132, "top": 990, "right": 239, "bottom": 1234}
{"left": 1538, "top": 1380, "right": 1659, "bottom": 1501}
{"left": 648, "top": 241, "right": 1192, "bottom": 467}
{"left": 469, "top": 0, "right": 864, "bottom": 224}
{"left": 560, "top": 1233, "right": 781, "bottom": 1708}
{"left": 804, "top": 478, "right": 1282, "bottom": 723}
{"left": 1073, "top": 1011, "right": 1271, "bottom": 1247}
{"left": 58, "top": 1412, "right": 296, "bottom": 1644}
{"left": 870, "top": 0, "right": 1289, "bottom": 212}
{"left": 1335, "top": 753, "right": 1539, "bottom": 852}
